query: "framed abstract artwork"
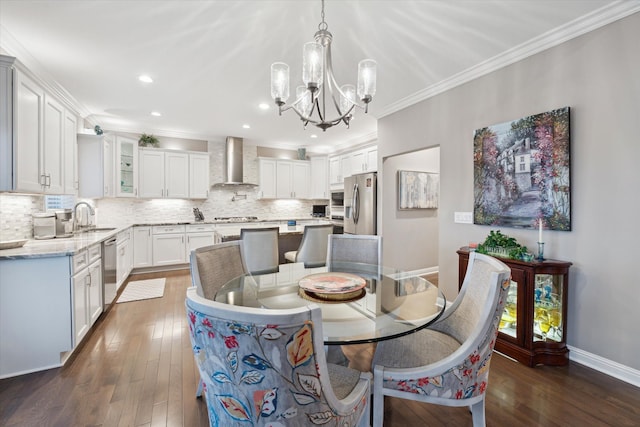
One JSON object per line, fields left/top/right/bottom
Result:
{"left": 398, "top": 170, "right": 439, "bottom": 210}
{"left": 473, "top": 107, "right": 571, "bottom": 231}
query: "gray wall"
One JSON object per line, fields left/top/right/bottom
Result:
{"left": 382, "top": 147, "right": 440, "bottom": 270}
{"left": 378, "top": 12, "right": 640, "bottom": 370}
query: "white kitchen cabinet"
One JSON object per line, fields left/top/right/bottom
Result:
{"left": 71, "top": 246, "right": 102, "bottom": 347}
{"left": 310, "top": 156, "right": 329, "bottom": 199}
{"left": 14, "top": 70, "right": 45, "bottom": 192}
{"left": 77, "top": 133, "right": 115, "bottom": 198}
{"left": 139, "top": 148, "right": 189, "bottom": 199}
{"left": 138, "top": 148, "right": 164, "bottom": 198}
{"left": 63, "top": 109, "right": 78, "bottom": 194}
{"left": 115, "top": 135, "right": 138, "bottom": 197}
{"left": 0, "top": 58, "right": 77, "bottom": 194}
{"left": 258, "top": 158, "right": 277, "bottom": 199}
{"left": 185, "top": 223, "right": 216, "bottom": 259}
{"left": 133, "top": 226, "right": 153, "bottom": 268}
{"left": 329, "top": 156, "right": 343, "bottom": 188}
{"left": 0, "top": 56, "right": 14, "bottom": 191}
{"left": 87, "top": 257, "right": 103, "bottom": 326}
{"left": 116, "top": 228, "right": 132, "bottom": 289}
{"left": 189, "top": 152, "right": 210, "bottom": 199}
{"left": 260, "top": 158, "right": 309, "bottom": 199}
{"left": 152, "top": 225, "right": 186, "bottom": 266}
{"left": 346, "top": 145, "right": 378, "bottom": 176}
{"left": 165, "top": 151, "right": 189, "bottom": 198}
{"left": 42, "top": 94, "right": 65, "bottom": 193}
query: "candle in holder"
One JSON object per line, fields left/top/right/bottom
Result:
{"left": 538, "top": 219, "right": 543, "bottom": 242}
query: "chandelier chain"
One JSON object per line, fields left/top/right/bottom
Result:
{"left": 318, "top": 0, "right": 328, "bottom": 31}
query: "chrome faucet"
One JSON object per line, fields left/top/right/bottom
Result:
{"left": 73, "top": 201, "right": 95, "bottom": 231}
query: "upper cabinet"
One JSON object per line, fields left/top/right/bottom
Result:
{"left": 0, "top": 57, "right": 78, "bottom": 194}
{"left": 139, "top": 148, "right": 206, "bottom": 199}
{"left": 63, "top": 110, "right": 78, "bottom": 195}
{"left": 258, "top": 158, "right": 310, "bottom": 199}
{"left": 77, "top": 133, "right": 115, "bottom": 198}
{"left": 328, "top": 145, "right": 377, "bottom": 189}
{"left": 310, "top": 156, "right": 329, "bottom": 199}
{"left": 189, "top": 152, "right": 210, "bottom": 199}
{"left": 115, "top": 136, "right": 138, "bottom": 197}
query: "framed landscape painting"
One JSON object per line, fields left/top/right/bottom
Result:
{"left": 473, "top": 107, "right": 571, "bottom": 231}
{"left": 398, "top": 170, "right": 439, "bottom": 210}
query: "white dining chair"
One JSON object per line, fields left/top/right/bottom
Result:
{"left": 284, "top": 223, "right": 333, "bottom": 267}
{"left": 240, "top": 227, "right": 280, "bottom": 274}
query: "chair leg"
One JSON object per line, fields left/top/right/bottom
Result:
{"left": 196, "top": 378, "right": 203, "bottom": 398}
{"left": 372, "top": 370, "right": 384, "bottom": 427}
{"left": 470, "top": 398, "right": 486, "bottom": 427}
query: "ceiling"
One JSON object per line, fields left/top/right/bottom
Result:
{"left": 0, "top": 0, "right": 634, "bottom": 154}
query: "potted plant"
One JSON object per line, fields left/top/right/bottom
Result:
{"left": 138, "top": 133, "right": 159, "bottom": 147}
{"left": 476, "top": 230, "right": 529, "bottom": 260}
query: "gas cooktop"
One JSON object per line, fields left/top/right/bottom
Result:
{"left": 214, "top": 216, "right": 259, "bottom": 222}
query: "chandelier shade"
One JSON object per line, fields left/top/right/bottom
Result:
{"left": 270, "top": 0, "right": 376, "bottom": 131}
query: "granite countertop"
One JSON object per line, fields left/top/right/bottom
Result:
{"left": 0, "top": 218, "right": 332, "bottom": 260}
{"left": 0, "top": 228, "right": 122, "bottom": 260}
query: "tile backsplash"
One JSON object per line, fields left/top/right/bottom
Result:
{"left": 0, "top": 194, "right": 44, "bottom": 240}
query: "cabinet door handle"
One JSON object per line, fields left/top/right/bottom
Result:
{"left": 85, "top": 274, "right": 91, "bottom": 286}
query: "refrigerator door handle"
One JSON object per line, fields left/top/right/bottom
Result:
{"left": 353, "top": 183, "right": 360, "bottom": 225}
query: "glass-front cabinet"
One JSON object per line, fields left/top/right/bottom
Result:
{"left": 115, "top": 136, "right": 138, "bottom": 197}
{"left": 457, "top": 248, "right": 572, "bottom": 367}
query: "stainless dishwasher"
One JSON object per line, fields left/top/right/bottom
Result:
{"left": 102, "top": 236, "right": 117, "bottom": 310}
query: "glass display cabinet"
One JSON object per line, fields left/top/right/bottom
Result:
{"left": 457, "top": 247, "right": 572, "bottom": 367}
{"left": 115, "top": 136, "right": 138, "bottom": 197}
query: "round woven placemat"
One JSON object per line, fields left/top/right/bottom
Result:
{"left": 298, "top": 288, "right": 366, "bottom": 304}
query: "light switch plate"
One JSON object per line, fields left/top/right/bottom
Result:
{"left": 454, "top": 211, "right": 473, "bottom": 224}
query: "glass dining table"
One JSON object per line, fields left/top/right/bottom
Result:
{"left": 215, "top": 261, "right": 446, "bottom": 345}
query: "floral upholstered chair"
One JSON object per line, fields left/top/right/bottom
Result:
{"left": 186, "top": 287, "right": 371, "bottom": 427}
{"left": 371, "top": 252, "right": 511, "bottom": 427}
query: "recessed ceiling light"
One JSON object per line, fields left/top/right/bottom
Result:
{"left": 242, "top": 124, "right": 251, "bottom": 129}
{"left": 138, "top": 74, "right": 153, "bottom": 83}
{"left": 151, "top": 111, "right": 162, "bottom": 117}
{"left": 310, "top": 134, "right": 318, "bottom": 139}
{"left": 258, "top": 103, "right": 270, "bottom": 110}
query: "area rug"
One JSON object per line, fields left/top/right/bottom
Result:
{"left": 116, "top": 278, "right": 165, "bottom": 303}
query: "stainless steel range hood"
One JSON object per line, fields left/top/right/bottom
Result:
{"left": 213, "top": 136, "right": 257, "bottom": 187}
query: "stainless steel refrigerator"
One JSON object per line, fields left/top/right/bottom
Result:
{"left": 344, "top": 172, "right": 377, "bottom": 235}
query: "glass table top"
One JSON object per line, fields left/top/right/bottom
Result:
{"left": 215, "top": 262, "right": 446, "bottom": 345}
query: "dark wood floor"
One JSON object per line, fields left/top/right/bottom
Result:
{"left": 1, "top": 269, "right": 639, "bottom": 427}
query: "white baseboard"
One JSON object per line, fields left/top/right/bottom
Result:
{"left": 568, "top": 345, "right": 640, "bottom": 388}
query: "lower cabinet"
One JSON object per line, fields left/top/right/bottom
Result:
{"left": 133, "top": 226, "right": 153, "bottom": 268}
{"left": 185, "top": 223, "right": 215, "bottom": 259}
{"left": 116, "top": 228, "right": 132, "bottom": 289}
{"left": 71, "top": 245, "right": 102, "bottom": 347}
{"left": 152, "top": 225, "right": 186, "bottom": 266}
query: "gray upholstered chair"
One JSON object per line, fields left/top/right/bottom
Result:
{"left": 240, "top": 226, "right": 280, "bottom": 274}
{"left": 186, "top": 287, "right": 372, "bottom": 427}
{"left": 284, "top": 223, "right": 333, "bottom": 267}
{"left": 371, "top": 252, "right": 511, "bottom": 427}
{"left": 189, "top": 241, "right": 246, "bottom": 300}
{"left": 327, "top": 234, "right": 382, "bottom": 267}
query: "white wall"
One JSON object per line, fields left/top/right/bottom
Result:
{"left": 378, "top": 12, "right": 640, "bottom": 371}
{"left": 382, "top": 147, "right": 440, "bottom": 270}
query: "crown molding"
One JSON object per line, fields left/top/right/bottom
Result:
{"left": 377, "top": 1, "right": 640, "bottom": 119}
{"left": 0, "top": 25, "right": 92, "bottom": 119}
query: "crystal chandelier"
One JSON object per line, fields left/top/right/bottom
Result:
{"left": 270, "top": 0, "right": 377, "bottom": 131}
